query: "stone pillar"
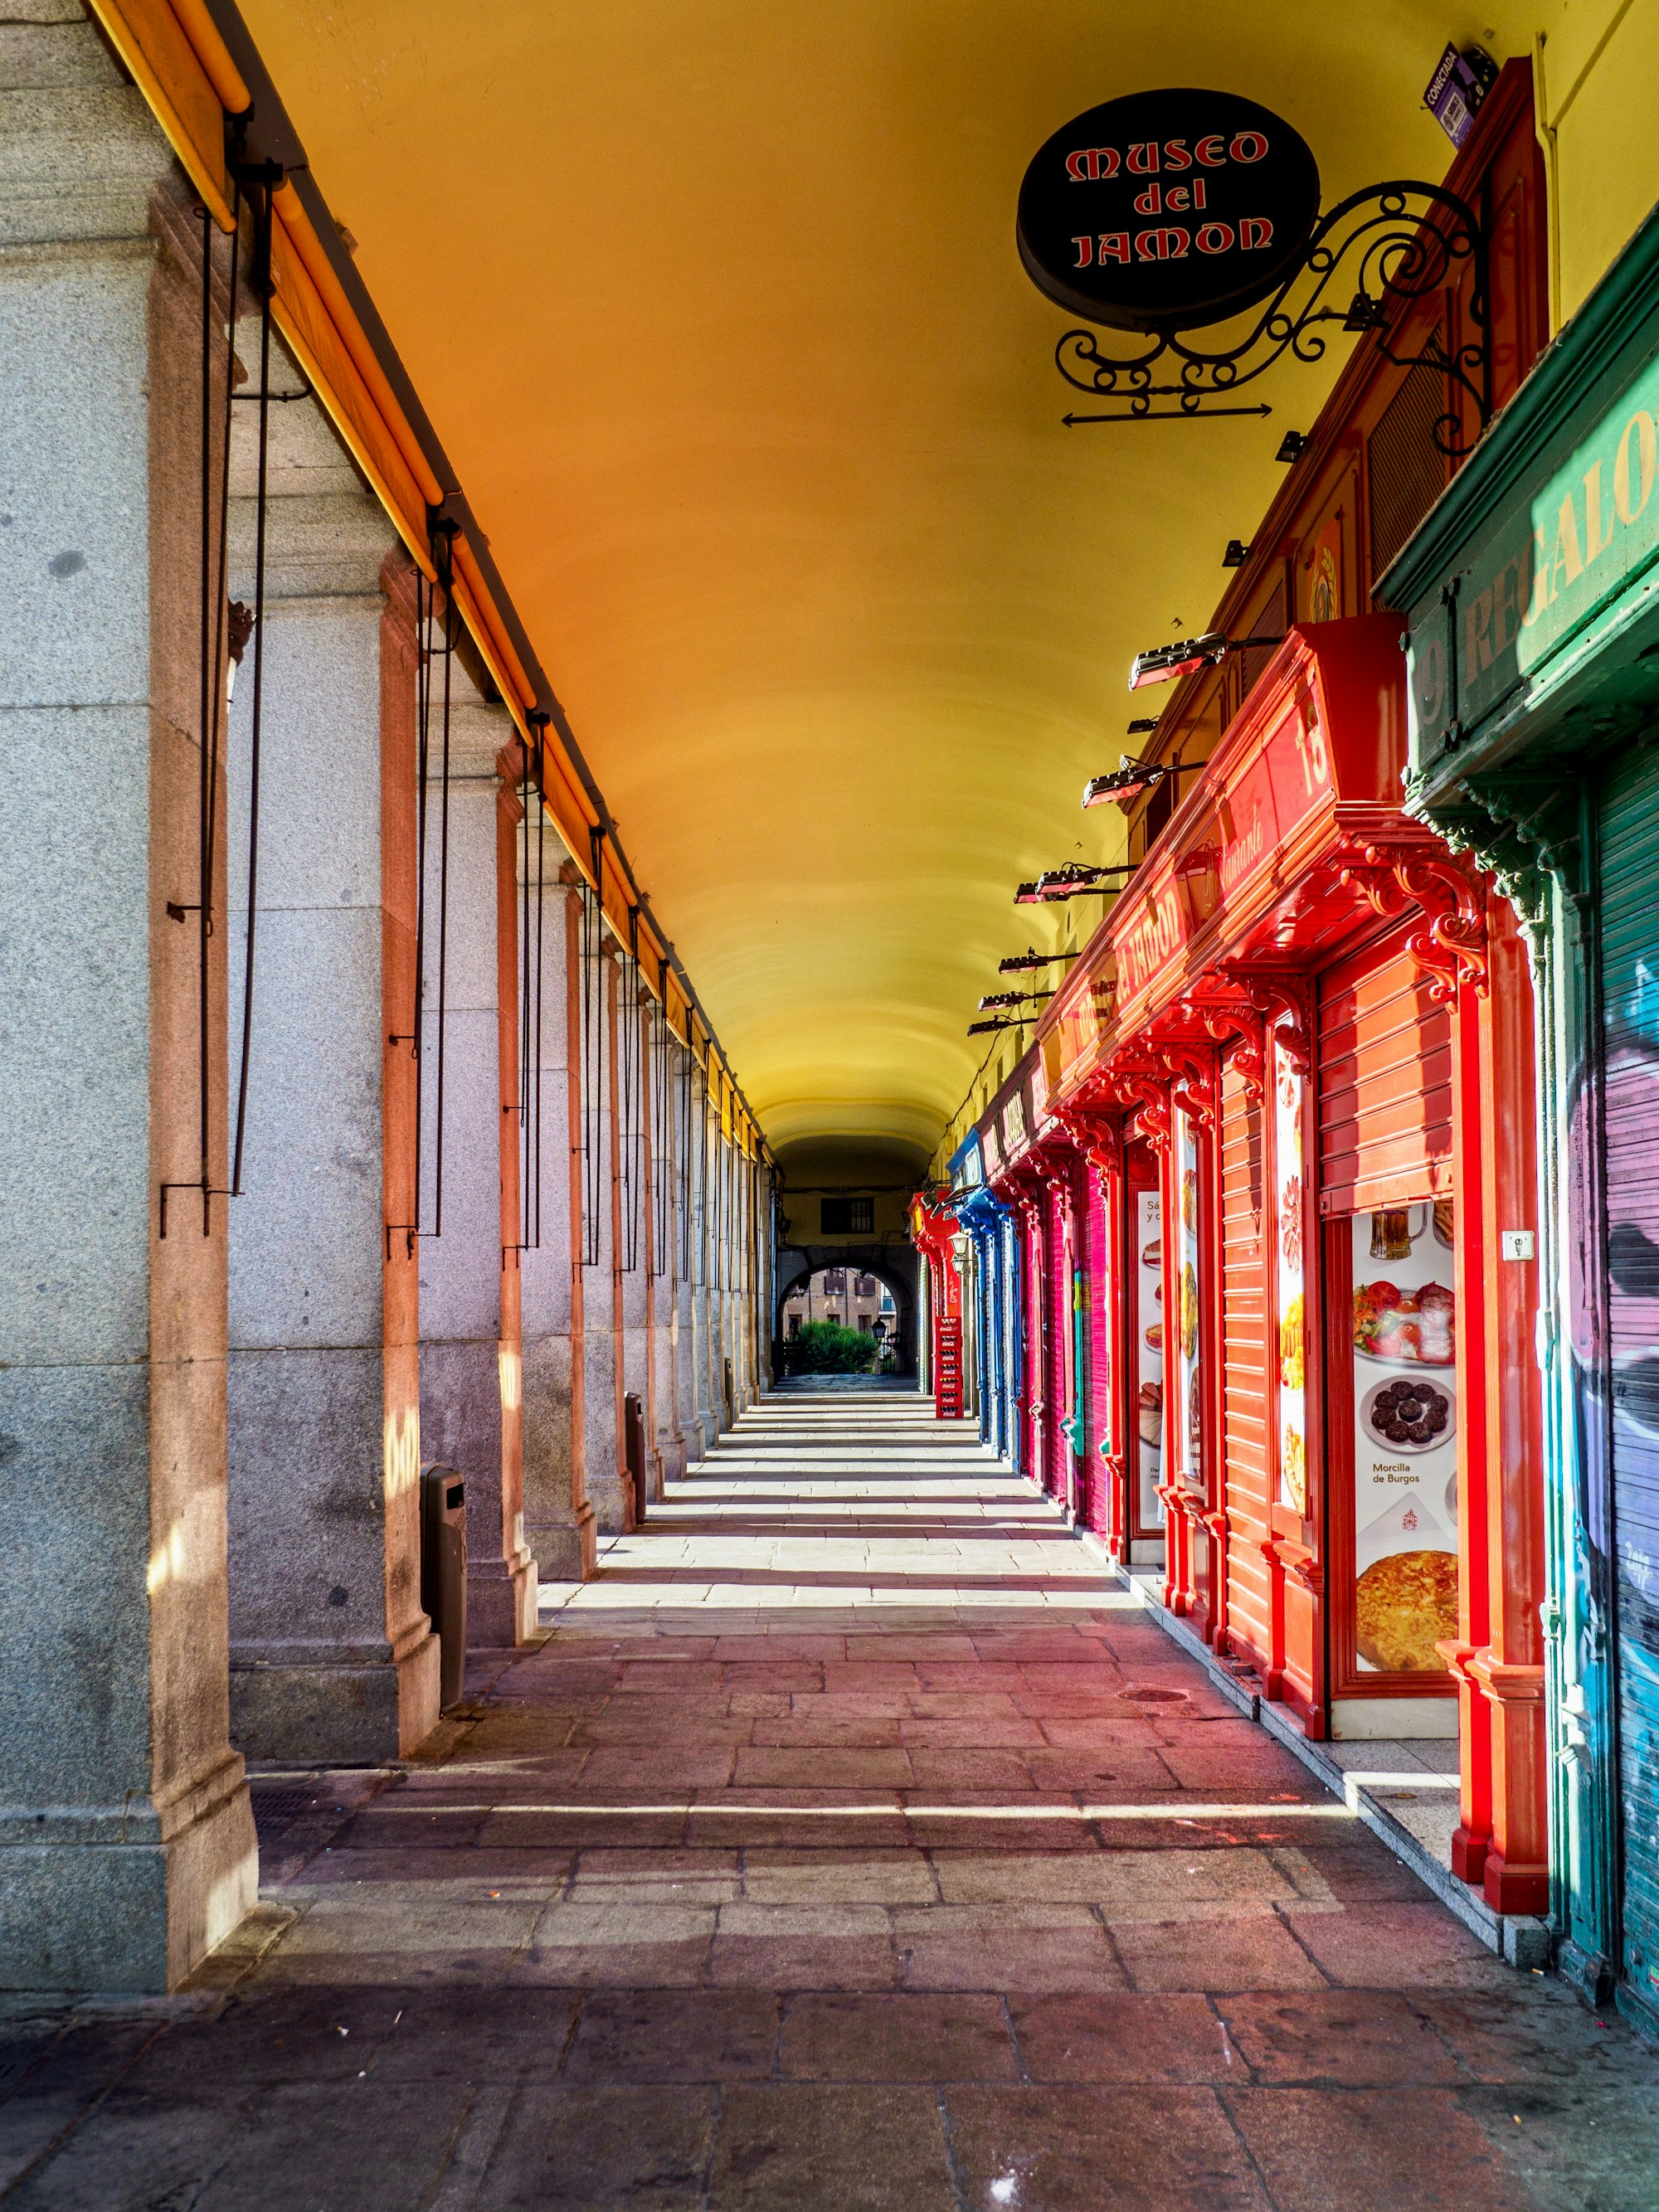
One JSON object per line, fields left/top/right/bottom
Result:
{"left": 665, "top": 1036, "right": 698, "bottom": 1471}
{"left": 615, "top": 974, "right": 653, "bottom": 1504}
{"left": 0, "top": 16, "right": 255, "bottom": 1988}
{"left": 694, "top": 1071, "right": 720, "bottom": 1454}
{"left": 518, "top": 859, "right": 595, "bottom": 1582}
{"left": 415, "top": 698, "right": 537, "bottom": 1647}
{"left": 581, "top": 938, "right": 625, "bottom": 1530}
{"left": 224, "top": 475, "right": 438, "bottom": 1762}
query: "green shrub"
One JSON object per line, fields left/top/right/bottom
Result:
{"left": 784, "top": 1320, "right": 877, "bottom": 1374}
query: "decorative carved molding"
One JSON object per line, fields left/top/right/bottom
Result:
{"left": 1154, "top": 1038, "right": 1217, "bottom": 1130}
{"left": 1181, "top": 980, "right": 1267, "bottom": 1102}
{"left": 1408, "top": 769, "right": 1584, "bottom": 936}
{"left": 1228, "top": 968, "right": 1313, "bottom": 1076}
{"left": 1104, "top": 1053, "right": 1172, "bottom": 1153}
{"left": 1337, "top": 840, "right": 1489, "bottom": 1002}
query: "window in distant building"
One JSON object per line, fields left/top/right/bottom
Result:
{"left": 825, "top": 1269, "right": 845, "bottom": 1294}
{"left": 820, "top": 1196, "right": 875, "bottom": 1235}
{"left": 858, "top": 1274, "right": 878, "bottom": 1296}
{"left": 859, "top": 1315, "right": 872, "bottom": 1332}
{"left": 788, "top": 1314, "right": 800, "bottom": 1337}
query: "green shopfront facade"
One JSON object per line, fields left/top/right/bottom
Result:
{"left": 1386, "top": 202, "right": 1659, "bottom": 2030}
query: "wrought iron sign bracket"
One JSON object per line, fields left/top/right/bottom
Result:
{"left": 1053, "top": 179, "right": 1488, "bottom": 456}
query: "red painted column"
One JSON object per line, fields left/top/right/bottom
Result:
{"left": 1444, "top": 899, "right": 1548, "bottom": 1913}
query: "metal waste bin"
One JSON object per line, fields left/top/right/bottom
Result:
{"left": 420, "top": 1464, "right": 467, "bottom": 1711}
{"left": 624, "top": 1392, "right": 647, "bottom": 1525}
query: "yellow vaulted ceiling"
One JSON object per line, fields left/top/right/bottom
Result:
{"left": 237, "top": 0, "right": 1540, "bottom": 1170}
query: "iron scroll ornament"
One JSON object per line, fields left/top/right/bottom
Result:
{"left": 1051, "top": 178, "right": 1489, "bottom": 456}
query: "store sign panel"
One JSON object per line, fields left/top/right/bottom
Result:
{"left": 1407, "top": 342, "right": 1659, "bottom": 757}
{"left": 1112, "top": 687, "right": 1333, "bottom": 1013}
{"left": 1044, "top": 960, "right": 1120, "bottom": 1099}
{"left": 1017, "top": 88, "right": 1321, "bottom": 333}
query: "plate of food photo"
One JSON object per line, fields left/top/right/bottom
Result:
{"left": 1353, "top": 1280, "right": 1455, "bottom": 1364}
{"left": 1360, "top": 1373, "right": 1455, "bottom": 1454}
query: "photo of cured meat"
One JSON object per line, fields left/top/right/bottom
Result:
{"left": 1353, "top": 1278, "right": 1455, "bottom": 1364}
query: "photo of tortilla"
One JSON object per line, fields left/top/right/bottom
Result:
{"left": 1355, "top": 1549, "right": 1457, "bottom": 1673}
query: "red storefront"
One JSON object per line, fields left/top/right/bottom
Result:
{"left": 1042, "top": 612, "right": 1547, "bottom": 1912}
{"left": 910, "top": 1190, "right": 964, "bottom": 1418}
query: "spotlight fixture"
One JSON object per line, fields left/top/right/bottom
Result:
{"left": 1016, "top": 862, "right": 1136, "bottom": 904}
{"left": 1128, "top": 631, "right": 1284, "bottom": 690}
{"left": 998, "top": 948, "right": 1081, "bottom": 973}
{"left": 1343, "top": 290, "right": 1384, "bottom": 333}
{"left": 1127, "top": 717, "right": 1160, "bottom": 737}
{"left": 1275, "top": 430, "right": 1307, "bottom": 463}
{"left": 1082, "top": 755, "right": 1209, "bottom": 807}
{"left": 1128, "top": 631, "right": 1228, "bottom": 688}
{"left": 1222, "top": 540, "right": 1250, "bottom": 568}
{"left": 978, "top": 989, "right": 1051, "bottom": 1012}
{"left": 967, "top": 1017, "right": 1024, "bottom": 1035}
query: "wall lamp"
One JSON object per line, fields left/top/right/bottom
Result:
{"left": 1127, "top": 630, "right": 1284, "bottom": 690}
{"left": 998, "top": 948, "right": 1081, "bottom": 973}
{"left": 978, "top": 989, "right": 1051, "bottom": 1012}
{"left": 1082, "top": 756, "right": 1208, "bottom": 807}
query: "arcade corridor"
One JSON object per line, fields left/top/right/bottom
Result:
{"left": 4, "top": 1394, "right": 1656, "bottom": 2210}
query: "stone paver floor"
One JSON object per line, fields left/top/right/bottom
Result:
{"left": 6, "top": 1393, "right": 1659, "bottom": 2208}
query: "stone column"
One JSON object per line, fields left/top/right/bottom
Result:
{"left": 615, "top": 974, "right": 654, "bottom": 1504}
{"left": 0, "top": 15, "right": 255, "bottom": 1988}
{"left": 224, "top": 473, "right": 438, "bottom": 1762}
{"left": 415, "top": 697, "right": 536, "bottom": 1646}
{"left": 581, "top": 938, "right": 625, "bottom": 1529}
{"left": 693, "top": 1070, "right": 720, "bottom": 1454}
{"left": 518, "top": 858, "right": 595, "bottom": 1582}
{"left": 665, "top": 1035, "right": 698, "bottom": 1471}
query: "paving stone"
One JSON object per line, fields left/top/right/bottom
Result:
{"left": 1009, "top": 1991, "right": 1233, "bottom": 2083}
{"left": 469, "top": 2083, "right": 715, "bottom": 2209}
{"left": 941, "top": 2083, "right": 1273, "bottom": 2210}
{"left": 1215, "top": 1989, "right": 1467, "bottom": 2083}
{"left": 780, "top": 1991, "right": 1017, "bottom": 2081}
{"left": 1282, "top": 1901, "right": 1516, "bottom": 1990}
{"left": 1108, "top": 1910, "right": 1331, "bottom": 1992}
{"left": 1224, "top": 2085, "right": 1547, "bottom": 2211}
{"left": 561, "top": 1990, "right": 779, "bottom": 2082}
{"left": 708, "top": 2083, "right": 956, "bottom": 2210}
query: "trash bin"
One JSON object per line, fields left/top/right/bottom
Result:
{"left": 623, "top": 1392, "right": 647, "bottom": 1525}
{"left": 420, "top": 1463, "right": 467, "bottom": 1711}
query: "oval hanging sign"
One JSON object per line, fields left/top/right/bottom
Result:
{"left": 1017, "top": 88, "right": 1321, "bottom": 333}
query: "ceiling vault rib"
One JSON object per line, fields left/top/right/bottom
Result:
{"left": 85, "top": 0, "right": 768, "bottom": 1162}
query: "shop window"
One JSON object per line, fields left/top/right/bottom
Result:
{"left": 1367, "top": 350, "right": 1449, "bottom": 587}
{"left": 1345, "top": 1199, "right": 1459, "bottom": 1676}
{"left": 821, "top": 1196, "right": 873, "bottom": 1234}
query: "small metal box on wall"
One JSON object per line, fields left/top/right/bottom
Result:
{"left": 420, "top": 1465, "right": 467, "bottom": 1712}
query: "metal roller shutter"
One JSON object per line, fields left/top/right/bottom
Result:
{"left": 1599, "top": 744, "right": 1659, "bottom": 2015}
{"left": 1318, "top": 922, "right": 1454, "bottom": 1215}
